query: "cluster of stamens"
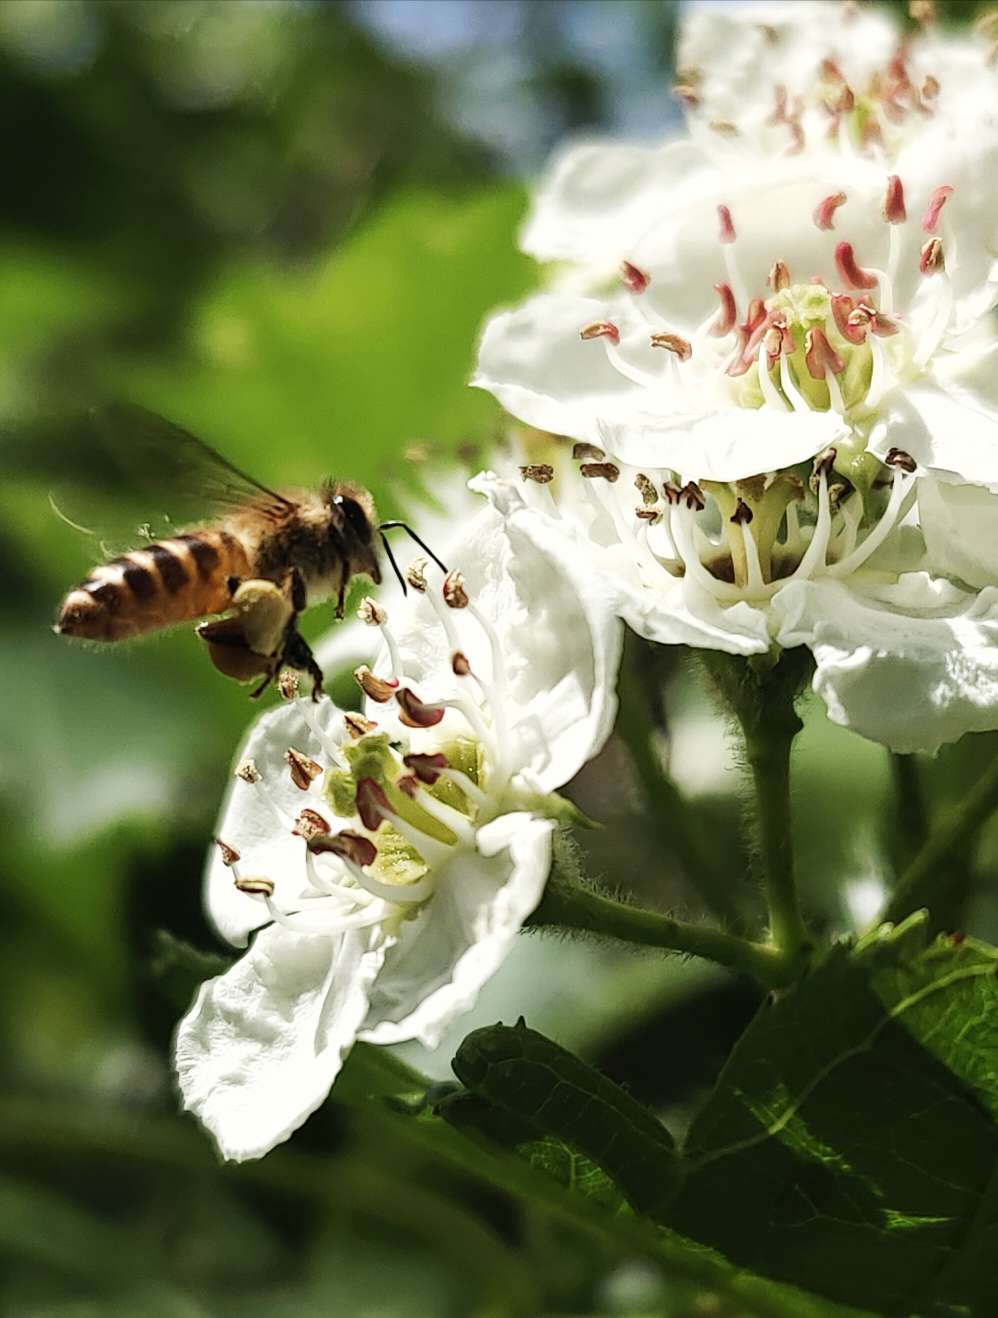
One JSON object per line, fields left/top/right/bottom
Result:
{"left": 676, "top": 10, "right": 955, "bottom": 157}
{"left": 218, "top": 569, "right": 512, "bottom": 935}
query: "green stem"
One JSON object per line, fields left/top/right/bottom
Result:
{"left": 616, "top": 647, "right": 745, "bottom": 931}
{"left": 530, "top": 880, "right": 795, "bottom": 989}
{"left": 883, "top": 751, "right": 998, "bottom": 927}
{"left": 888, "top": 751, "right": 927, "bottom": 875}
{"left": 699, "top": 651, "right": 812, "bottom": 969}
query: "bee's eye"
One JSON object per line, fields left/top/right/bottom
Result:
{"left": 335, "top": 495, "right": 371, "bottom": 541}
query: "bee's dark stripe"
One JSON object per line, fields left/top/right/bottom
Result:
{"left": 176, "top": 534, "right": 220, "bottom": 580}
{"left": 123, "top": 562, "right": 158, "bottom": 600}
{"left": 149, "top": 544, "right": 189, "bottom": 594}
{"left": 89, "top": 581, "right": 123, "bottom": 613}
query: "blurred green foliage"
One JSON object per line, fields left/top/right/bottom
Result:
{"left": 4, "top": 2, "right": 998, "bottom": 1315}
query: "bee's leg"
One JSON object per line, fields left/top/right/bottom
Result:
{"left": 250, "top": 672, "right": 275, "bottom": 700}
{"left": 282, "top": 626, "right": 325, "bottom": 701}
{"left": 335, "top": 578, "right": 346, "bottom": 620}
{"left": 288, "top": 567, "right": 308, "bottom": 614}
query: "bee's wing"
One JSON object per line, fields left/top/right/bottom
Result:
{"left": 93, "top": 404, "right": 297, "bottom": 526}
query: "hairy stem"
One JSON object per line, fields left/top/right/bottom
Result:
{"left": 530, "top": 880, "right": 796, "bottom": 989}
{"left": 699, "top": 650, "right": 812, "bottom": 971}
{"left": 616, "top": 640, "right": 745, "bottom": 930}
{"left": 883, "top": 749, "right": 998, "bottom": 927}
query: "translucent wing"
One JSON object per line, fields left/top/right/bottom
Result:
{"left": 92, "top": 403, "right": 297, "bottom": 528}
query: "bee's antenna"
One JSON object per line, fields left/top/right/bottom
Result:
{"left": 379, "top": 521, "right": 449, "bottom": 580}
{"left": 378, "top": 530, "right": 409, "bottom": 597}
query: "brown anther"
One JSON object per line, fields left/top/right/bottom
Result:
{"left": 710, "top": 120, "right": 738, "bottom": 136}
{"left": 920, "top": 236, "right": 945, "bottom": 275}
{"left": 403, "top": 751, "right": 449, "bottom": 784}
{"left": 235, "top": 759, "right": 261, "bottom": 784}
{"left": 922, "top": 74, "right": 940, "bottom": 100}
{"left": 922, "top": 184, "right": 953, "bottom": 234}
{"left": 814, "top": 191, "right": 848, "bottom": 231}
{"left": 768, "top": 260, "right": 791, "bottom": 292}
{"left": 310, "top": 828, "right": 378, "bottom": 868}
{"left": 354, "top": 665, "right": 398, "bottom": 703}
{"left": 403, "top": 442, "right": 431, "bottom": 465}
{"left": 886, "top": 447, "right": 917, "bottom": 473}
{"left": 763, "top": 325, "right": 784, "bottom": 359}
{"left": 672, "top": 82, "right": 700, "bottom": 108}
{"left": 710, "top": 282, "right": 737, "bottom": 337}
{"left": 277, "top": 669, "right": 300, "bottom": 701}
{"left": 572, "top": 441, "right": 605, "bottom": 461}
{"left": 344, "top": 711, "right": 378, "bottom": 740}
{"left": 357, "top": 596, "right": 388, "bottom": 627}
{"left": 396, "top": 687, "right": 446, "bottom": 728}
{"left": 882, "top": 175, "right": 907, "bottom": 224}
{"left": 620, "top": 260, "right": 650, "bottom": 294}
{"left": 650, "top": 331, "right": 692, "bottom": 361}
{"left": 634, "top": 472, "right": 658, "bottom": 505}
{"left": 452, "top": 651, "right": 471, "bottom": 677}
{"left": 580, "top": 462, "right": 620, "bottom": 482}
{"left": 443, "top": 570, "right": 469, "bottom": 609}
{"left": 786, "top": 117, "right": 805, "bottom": 154}
{"left": 519, "top": 463, "right": 554, "bottom": 484}
{"left": 662, "top": 482, "right": 682, "bottom": 506}
{"left": 831, "top": 293, "right": 867, "bottom": 344}
{"left": 828, "top": 482, "right": 849, "bottom": 506}
{"left": 820, "top": 57, "right": 845, "bottom": 82}
{"left": 870, "top": 311, "right": 899, "bottom": 337}
{"left": 286, "top": 747, "right": 323, "bottom": 791}
{"left": 835, "top": 241, "right": 878, "bottom": 291}
{"left": 234, "top": 875, "right": 274, "bottom": 898}
{"left": 680, "top": 481, "right": 705, "bottom": 511}
{"left": 395, "top": 774, "right": 420, "bottom": 798}
{"left": 804, "top": 327, "right": 845, "bottom": 380}
{"left": 293, "top": 808, "right": 331, "bottom": 842}
{"left": 635, "top": 507, "right": 660, "bottom": 521}
{"left": 406, "top": 558, "right": 428, "bottom": 593}
{"left": 730, "top": 499, "right": 753, "bottom": 526}
{"left": 717, "top": 204, "right": 736, "bottom": 245}
{"left": 909, "top": 0, "right": 935, "bottom": 24}
{"left": 216, "top": 839, "right": 241, "bottom": 867}
{"left": 768, "top": 85, "right": 788, "bottom": 125}
{"left": 812, "top": 448, "right": 838, "bottom": 480}
{"left": 580, "top": 320, "right": 620, "bottom": 345}
{"left": 355, "top": 778, "right": 391, "bottom": 832}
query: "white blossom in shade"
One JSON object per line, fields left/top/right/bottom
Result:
{"left": 522, "top": 2, "right": 998, "bottom": 290}
{"left": 175, "top": 503, "right": 621, "bottom": 1161}
{"left": 473, "top": 461, "right": 998, "bottom": 757}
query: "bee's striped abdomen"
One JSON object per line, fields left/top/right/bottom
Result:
{"left": 56, "top": 531, "right": 251, "bottom": 642}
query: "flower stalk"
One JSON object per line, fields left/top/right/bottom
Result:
{"left": 528, "top": 878, "right": 795, "bottom": 990}
{"left": 700, "top": 650, "right": 813, "bottom": 972}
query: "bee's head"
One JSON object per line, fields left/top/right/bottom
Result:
{"left": 326, "top": 482, "right": 381, "bottom": 585}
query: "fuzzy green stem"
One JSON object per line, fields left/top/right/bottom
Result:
{"left": 699, "top": 651, "right": 812, "bottom": 970}
{"left": 883, "top": 750, "right": 998, "bottom": 927}
{"left": 888, "top": 751, "right": 928, "bottom": 875}
{"left": 616, "top": 643, "right": 745, "bottom": 930}
{"left": 529, "top": 881, "right": 795, "bottom": 989}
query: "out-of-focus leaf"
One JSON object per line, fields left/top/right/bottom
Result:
{"left": 107, "top": 185, "right": 533, "bottom": 504}
{"left": 670, "top": 914, "right": 998, "bottom": 1315}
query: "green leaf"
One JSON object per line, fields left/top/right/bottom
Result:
{"left": 669, "top": 914, "right": 998, "bottom": 1315}
{"left": 449, "top": 1021, "right": 681, "bottom": 1218}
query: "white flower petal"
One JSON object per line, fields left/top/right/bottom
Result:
{"left": 520, "top": 137, "right": 711, "bottom": 270}
{"left": 870, "top": 382, "right": 998, "bottom": 493}
{"left": 918, "top": 479, "right": 998, "bottom": 591}
{"left": 175, "top": 923, "right": 387, "bottom": 1161}
{"left": 206, "top": 700, "right": 347, "bottom": 948}
{"left": 360, "top": 813, "right": 552, "bottom": 1050}
{"left": 376, "top": 492, "right": 622, "bottom": 794}
{"left": 771, "top": 575, "right": 998, "bottom": 753}
{"left": 598, "top": 408, "right": 849, "bottom": 485}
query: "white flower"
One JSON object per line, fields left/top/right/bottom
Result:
{"left": 175, "top": 502, "right": 620, "bottom": 1161}
{"left": 521, "top": 4, "right": 998, "bottom": 296}
{"left": 473, "top": 463, "right": 998, "bottom": 756}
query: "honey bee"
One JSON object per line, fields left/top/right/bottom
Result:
{"left": 55, "top": 405, "right": 442, "bottom": 697}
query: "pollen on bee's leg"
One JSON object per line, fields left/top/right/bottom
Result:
{"left": 278, "top": 670, "right": 300, "bottom": 701}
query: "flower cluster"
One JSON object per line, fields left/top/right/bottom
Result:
{"left": 176, "top": 0, "right": 998, "bottom": 1160}
{"left": 474, "top": 0, "right": 998, "bottom": 756}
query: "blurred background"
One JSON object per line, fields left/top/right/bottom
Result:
{"left": 2, "top": 1, "right": 996, "bottom": 1315}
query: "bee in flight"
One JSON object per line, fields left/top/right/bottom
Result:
{"left": 55, "top": 405, "right": 442, "bottom": 698}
